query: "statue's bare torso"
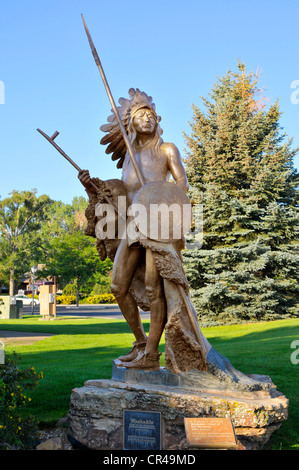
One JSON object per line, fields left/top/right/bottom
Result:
{"left": 122, "top": 143, "right": 188, "bottom": 205}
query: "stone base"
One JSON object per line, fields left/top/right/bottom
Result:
{"left": 67, "top": 359, "right": 288, "bottom": 450}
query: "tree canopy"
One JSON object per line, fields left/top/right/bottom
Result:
{"left": 0, "top": 190, "right": 51, "bottom": 295}
{"left": 0, "top": 193, "right": 112, "bottom": 299}
{"left": 40, "top": 230, "right": 112, "bottom": 306}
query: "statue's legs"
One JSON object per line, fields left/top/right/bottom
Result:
{"left": 111, "top": 238, "right": 147, "bottom": 355}
{"left": 144, "top": 249, "right": 167, "bottom": 355}
{"left": 124, "top": 249, "right": 166, "bottom": 370}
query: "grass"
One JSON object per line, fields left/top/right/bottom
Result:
{"left": 0, "top": 316, "right": 298, "bottom": 450}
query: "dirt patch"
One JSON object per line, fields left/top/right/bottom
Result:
{"left": 0, "top": 330, "right": 54, "bottom": 345}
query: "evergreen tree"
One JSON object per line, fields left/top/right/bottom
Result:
{"left": 183, "top": 62, "right": 299, "bottom": 325}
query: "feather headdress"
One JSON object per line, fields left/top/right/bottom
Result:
{"left": 100, "top": 88, "right": 162, "bottom": 169}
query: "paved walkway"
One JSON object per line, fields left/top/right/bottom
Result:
{"left": 0, "top": 330, "right": 54, "bottom": 345}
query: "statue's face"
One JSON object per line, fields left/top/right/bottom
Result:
{"left": 132, "top": 108, "right": 156, "bottom": 135}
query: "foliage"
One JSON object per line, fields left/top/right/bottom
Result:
{"left": 84, "top": 272, "right": 112, "bottom": 296}
{"left": 0, "top": 352, "right": 43, "bottom": 449}
{"left": 0, "top": 191, "right": 113, "bottom": 299}
{"left": 62, "top": 283, "right": 77, "bottom": 296}
{"left": 62, "top": 279, "right": 113, "bottom": 298}
{"left": 183, "top": 62, "right": 299, "bottom": 324}
{"left": 39, "top": 231, "right": 112, "bottom": 306}
{"left": 57, "top": 293, "right": 116, "bottom": 304}
{"left": 39, "top": 196, "right": 89, "bottom": 244}
{"left": 184, "top": 61, "right": 298, "bottom": 204}
{"left": 81, "top": 293, "right": 116, "bottom": 304}
{"left": 56, "top": 295, "right": 77, "bottom": 305}
{"left": 0, "top": 190, "right": 52, "bottom": 294}
{"left": 38, "top": 196, "right": 113, "bottom": 305}
{"left": 90, "top": 277, "right": 112, "bottom": 295}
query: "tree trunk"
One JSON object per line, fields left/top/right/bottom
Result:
{"left": 9, "top": 266, "right": 15, "bottom": 296}
{"left": 76, "top": 280, "right": 80, "bottom": 307}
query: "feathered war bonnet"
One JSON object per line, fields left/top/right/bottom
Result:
{"left": 100, "top": 88, "right": 162, "bottom": 169}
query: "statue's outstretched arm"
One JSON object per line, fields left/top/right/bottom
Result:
{"left": 162, "top": 143, "right": 189, "bottom": 193}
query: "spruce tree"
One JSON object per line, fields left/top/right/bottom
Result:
{"left": 183, "top": 62, "right": 299, "bottom": 325}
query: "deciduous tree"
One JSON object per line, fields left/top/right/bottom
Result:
{"left": 0, "top": 190, "right": 51, "bottom": 295}
{"left": 40, "top": 231, "right": 112, "bottom": 306}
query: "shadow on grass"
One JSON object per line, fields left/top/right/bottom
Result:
{"left": 0, "top": 318, "right": 150, "bottom": 336}
{"left": 206, "top": 325, "right": 299, "bottom": 369}
{"left": 207, "top": 324, "right": 299, "bottom": 344}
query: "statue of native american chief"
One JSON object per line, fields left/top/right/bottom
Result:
{"left": 79, "top": 88, "right": 212, "bottom": 373}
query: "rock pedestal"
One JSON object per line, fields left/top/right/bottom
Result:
{"left": 67, "top": 353, "right": 288, "bottom": 450}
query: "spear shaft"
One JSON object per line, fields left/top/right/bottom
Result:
{"left": 81, "top": 14, "right": 145, "bottom": 187}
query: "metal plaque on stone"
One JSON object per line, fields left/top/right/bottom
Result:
{"left": 184, "top": 417, "right": 238, "bottom": 449}
{"left": 123, "top": 410, "right": 162, "bottom": 450}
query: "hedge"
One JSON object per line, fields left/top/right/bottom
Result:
{"left": 56, "top": 293, "right": 116, "bottom": 305}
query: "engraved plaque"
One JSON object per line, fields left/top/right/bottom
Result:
{"left": 123, "top": 410, "right": 161, "bottom": 450}
{"left": 184, "top": 418, "right": 238, "bottom": 449}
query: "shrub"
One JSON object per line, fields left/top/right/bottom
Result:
{"left": 90, "top": 279, "right": 112, "bottom": 296}
{"left": 0, "top": 352, "right": 43, "bottom": 449}
{"left": 56, "top": 293, "right": 116, "bottom": 305}
{"left": 62, "top": 283, "right": 77, "bottom": 296}
{"left": 56, "top": 295, "right": 77, "bottom": 305}
{"left": 81, "top": 294, "right": 116, "bottom": 304}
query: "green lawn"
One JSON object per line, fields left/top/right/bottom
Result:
{"left": 1, "top": 316, "right": 298, "bottom": 450}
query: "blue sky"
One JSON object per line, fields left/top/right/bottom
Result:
{"left": 0, "top": 0, "right": 298, "bottom": 204}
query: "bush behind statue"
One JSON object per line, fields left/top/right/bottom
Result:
{"left": 57, "top": 293, "right": 116, "bottom": 305}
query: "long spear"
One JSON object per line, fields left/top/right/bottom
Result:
{"left": 81, "top": 14, "right": 145, "bottom": 187}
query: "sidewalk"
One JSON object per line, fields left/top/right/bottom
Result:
{"left": 0, "top": 330, "right": 54, "bottom": 345}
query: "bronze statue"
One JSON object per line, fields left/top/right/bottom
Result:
{"left": 79, "top": 85, "right": 210, "bottom": 372}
